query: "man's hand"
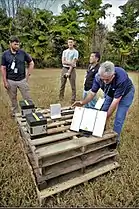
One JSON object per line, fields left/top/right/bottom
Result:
{"left": 26, "top": 73, "right": 31, "bottom": 82}
{"left": 72, "top": 101, "right": 83, "bottom": 107}
{"left": 64, "top": 72, "right": 70, "bottom": 78}
{"left": 3, "top": 81, "right": 9, "bottom": 89}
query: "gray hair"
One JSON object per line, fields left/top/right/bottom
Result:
{"left": 98, "top": 61, "right": 115, "bottom": 77}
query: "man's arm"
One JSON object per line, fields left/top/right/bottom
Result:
{"left": 1, "top": 53, "right": 9, "bottom": 89}
{"left": 62, "top": 50, "right": 79, "bottom": 67}
{"left": 24, "top": 52, "right": 34, "bottom": 81}
{"left": 26, "top": 60, "right": 34, "bottom": 81}
{"left": 1, "top": 65, "right": 9, "bottom": 89}
{"left": 107, "top": 80, "right": 129, "bottom": 118}
{"left": 72, "top": 91, "right": 96, "bottom": 107}
{"left": 107, "top": 97, "right": 122, "bottom": 119}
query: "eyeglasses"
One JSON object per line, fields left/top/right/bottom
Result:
{"left": 100, "top": 74, "right": 115, "bottom": 84}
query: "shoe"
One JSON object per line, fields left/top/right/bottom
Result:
{"left": 11, "top": 113, "right": 15, "bottom": 118}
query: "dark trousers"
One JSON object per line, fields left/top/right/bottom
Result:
{"left": 59, "top": 67, "right": 76, "bottom": 101}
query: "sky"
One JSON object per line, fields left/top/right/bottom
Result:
{"left": 101, "top": 0, "right": 128, "bottom": 30}
{"left": 46, "top": 0, "right": 128, "bottom": 31}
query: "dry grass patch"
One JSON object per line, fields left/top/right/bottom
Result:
{"left": 0, "top": 69, "right": 138, "bottom": 207}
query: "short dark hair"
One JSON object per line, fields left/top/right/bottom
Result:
{"left": 68, "top": 37, "right": 75, "bottom": 41}
{"left": 9, "top": 36, "right": 20, "bottom": 43}
{"left": 92, "top": 51, "right": 101, "bottom": 62}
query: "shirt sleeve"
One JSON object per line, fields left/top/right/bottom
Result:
{"left": 1, "top": 53, "right": 6, "bottom": 66}
{"left": 91, "top": 75, "right": 100, "bottom": 93}
{"left": 62, "top": 50, "right": 66, "bottom": 58}
{"left": 114, "top": 80, "right": 128, "bottom": 98}
{"left": 73, "top": 50, "right": 79, "bottom": 60}
{"left": 24, "top": 52, "right": 32, "bottom": 63}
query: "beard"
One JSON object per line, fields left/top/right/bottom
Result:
{"left": 11, "top": 47, "right": 18, "bottom": 52}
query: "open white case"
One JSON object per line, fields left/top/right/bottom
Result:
{"left": 70, "top": 106, "right": 107, "bottom": 137}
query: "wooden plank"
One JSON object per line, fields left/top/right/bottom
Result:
{"left": 18, "top": 135, "right": 42, "bottom": 206}
{"left": 47, "top": 119, "right": 72, "bottom": 128}
{"left": 40, "top": 161, "right": 120, "bottom": 199}
{"left": 41, "top": 137, "right": 116, "bottom": 167}
{"left": 36, "top": 106, "right": 74, "bottom": 114}
{"left": 36, "top": 132, "right": 117, "bottom": 159}
{"left": 47, "top": 125, "right": 70, "bottom": 135}
{"left": 40, "top": 149, "right": 118, "bottom": 181}
{"left": 47, "top": 114, "right": 73, "bottom": 123}
{"left": 19, "top": 126, "right": 42, "bottom": 177}
{"left": 17, "top": 119, "right": 72, "bottom": 129}
{"left": 31, "top": 131, "right": 80, "bottom": 146}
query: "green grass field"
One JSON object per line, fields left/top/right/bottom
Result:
{"left": 0, "top": 69, "right": 139, "bottom": 207}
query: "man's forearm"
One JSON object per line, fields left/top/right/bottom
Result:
{"left": 26, "top": 61, "right": 34, "bottom": 76}
{"left": 81, "top": 91, "right": 96, "bottom": 105}
{"left": 62, "top": 60, "right": 72, "bottom": 65}
{"left": 107, "top": 97, "right": 121, "bottom": 118}
{"left": 1, "top": 66, "right": 7, "bottom": 83}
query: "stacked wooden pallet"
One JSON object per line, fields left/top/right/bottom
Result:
{"left": 15, "top": 106, "right": 120, "bottom": 204}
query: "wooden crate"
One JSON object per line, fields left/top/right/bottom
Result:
{"left": 15, "top": 106, "right": 120, "bottom": 205}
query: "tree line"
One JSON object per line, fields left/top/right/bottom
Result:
{"left": 0, "top": 0, "right": 138, "bottom": 70}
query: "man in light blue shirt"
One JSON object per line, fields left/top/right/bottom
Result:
{"left": 59, "top": 38, "right": 79, "bottom": 104}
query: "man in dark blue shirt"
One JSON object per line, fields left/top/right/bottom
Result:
{"left": 1, "top": 36, "right": 34, "bottom": 117}
{"left": 83, "top": 52, "right": 100, "bottom": 108}
{"left": 72, "top": 61, "right": 135, "bottom": 145}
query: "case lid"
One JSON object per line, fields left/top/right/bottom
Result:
{"left": 26, "top": 112, "right": 47, "bottom": 126}
{"left": 19, "top": 100, "right": 35, "bottom": 109}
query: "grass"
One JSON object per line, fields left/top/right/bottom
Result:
{"left": 0, "top": 69, "right": 139, "bottom": 207}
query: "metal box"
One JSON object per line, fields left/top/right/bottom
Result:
{"left": 19, "top": 100, "right": 35, "bottom": 117}
{"left": 26, "top": 112, "right": 47, "bottom": 137}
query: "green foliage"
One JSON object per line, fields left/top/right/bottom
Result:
{"left": 107, "top": 2, "right": 139, "bottom": 70}
{"left": 0, "top": 0, "right": 138, "bottom": 70}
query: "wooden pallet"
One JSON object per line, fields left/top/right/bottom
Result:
{"left": 15, "top": 106, "right": 120, "bottom": 205}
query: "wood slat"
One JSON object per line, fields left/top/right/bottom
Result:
{"left": 40, "top": 161, "right": 120, "bottom": 199}
{"left": 47, "top": 125, "right": 70, "bottom": 135}
{"left": 47, "top": 119, "right": 72, "bottom": 128}
{"left": 47, "top": 114, "right": 73, "bottom": 123}
{"left": 40, "top": 149, "right": 118, "bottom": 181}
{"left": 31, "top": 131, "right": 80, "bottom": 146}
{"left": 19, "top": 126, "right": 42, "bottom": 176}
{"left": 36, "top": 132, "right": 117, "bottom": 159}
{"left": 40, "top": 137, "right": 116, "bottom": 167}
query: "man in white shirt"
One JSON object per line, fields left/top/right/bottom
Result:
{"left": 59, "top": 38, "right": 79, "bottom": 104}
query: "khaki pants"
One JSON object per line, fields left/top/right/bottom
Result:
{"left": 7, "top": 78, "right": 32, "bottom": 114}
{"left": 59, "top": 67, "right": 76, "bottom": 102}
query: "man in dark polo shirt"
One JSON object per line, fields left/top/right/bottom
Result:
{"left": 83, "top": 52, "right": 100, "bottom": 108}
{"left": 72, "top": 61, "right": 135, "bottom": 145}
{"left": 1, "top": 36, "right": 34, "bottom": 117}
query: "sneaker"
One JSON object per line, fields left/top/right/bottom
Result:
{"left": 11, "top": 113, "right": 15, "bottom": 118}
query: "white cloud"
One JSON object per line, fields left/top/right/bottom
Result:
{"left": 101, "top": 0, "right": 128, "bottom": 30}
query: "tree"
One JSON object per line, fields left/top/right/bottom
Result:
{"left": 0, "top": 8, "right": 12, "bottom": 50}
{"left": 107, "top": 2, "right": 139, "bottom": 69}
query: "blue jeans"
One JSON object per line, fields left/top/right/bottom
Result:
{"left": 83, "top": 90, "right": 97, "bottom": 109}
{"left": 101, "top": 87, "right": 135, "bottom": 144}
